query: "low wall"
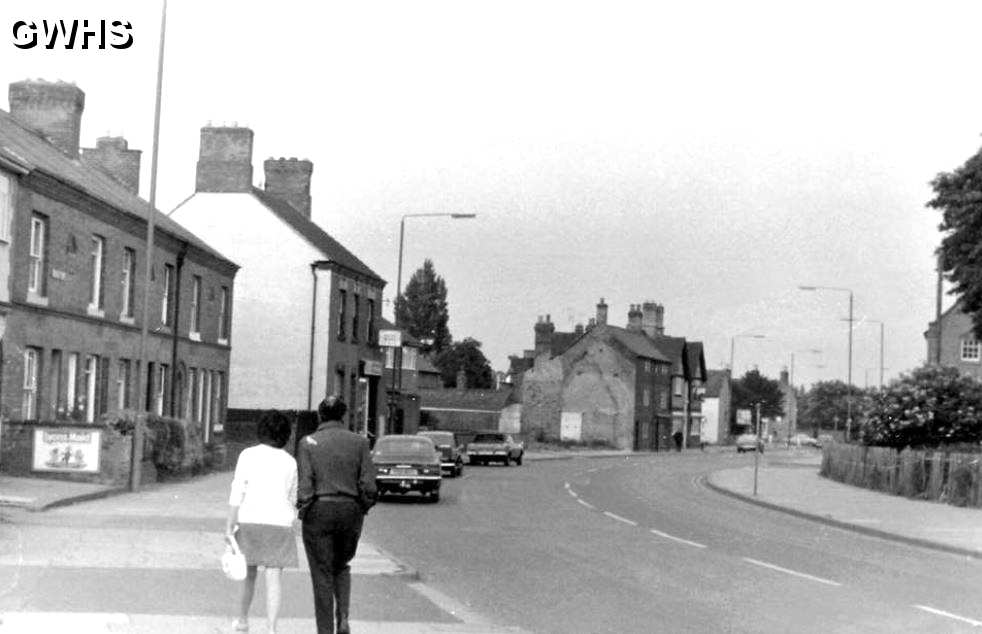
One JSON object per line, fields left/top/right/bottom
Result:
{"left": 821, "top": 443, "right": 982, "bottom": 508}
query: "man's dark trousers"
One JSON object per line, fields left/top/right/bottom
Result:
{"left": 302, "top": 498, "right": 364, "bottom": 634}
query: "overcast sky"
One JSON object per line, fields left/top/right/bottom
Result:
{"left": 4, "top": 0, "right": 982, "bottom": 387}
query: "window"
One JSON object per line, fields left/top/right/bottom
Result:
{"left": 961, "top": 339, "right": 980, "bottom": 362}
{"left": 189, "top": 275, "right": 202, "bottom": 337}
{"left": 201, "top": 370, "right": 212, "bottom": 427}
{"left": 161, "top": 264, "right": 174, "bottom": 325}
{"left": 672, "top": 376, "right": 684, "bottom": 397}
{"left": 50, "top": 350, "right": 63, "bottom": 416}
{"left": 23, "top": 348, "right": 40, "bottom": 419}
{"left": 643, "top": 387, "right": 651, "bottom": 407}
{"left": 66, "top": 353, "right": 79, "bottom": 417}
{"left": 658, "top": 389, "right": 669, "bottom": 410}
{"left": 402, "top": 346, "right": 417, "bottom": 370}
{"left": 187, "top": 368, "right": 198, "bottom": 422}
{"left": 352, "top": 294, "right": 360, "bottom": 342}
{"left": 0, "top": 172, "right": 11, "bottom": 241}
{"left": 337, "top": 289, "right": 347, "bottom": 340}
{"left": 154, "top": 363, "right": 168, "bottom": 416}
{"left": 89, "top": 235, "right": 105, "bottom": 312}
{"left": 218, "top": 286, "right": 230, "bottom": 342}
{"left": 83, "top": 354, "right": 99, "bottom": 423}
{"left": 121, "top": 248, "right": 136, "bottom": 319}
{"left": 117, "top": 359, "right": 131, "bottom": 409}
{"left": 197, "top": 370, "right": 207, "bottom": 423}
{"left": 367, "top": 298, "right": 376, "bottom": 344}
{"left": 29, "top": 214, "right": 48, "bottom": 296}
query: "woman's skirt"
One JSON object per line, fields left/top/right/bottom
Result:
{"left": 236, "top": 523, "right": 298, "bottom": 568}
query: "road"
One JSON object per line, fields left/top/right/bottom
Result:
{"left": 365, "top": 451, "right": 982, "bottom": 633}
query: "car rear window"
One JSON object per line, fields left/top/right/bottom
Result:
{"left": 376, "top": 438, "right": 434, "bottom": 456}
{"left": 473, "top": 433, "right": 505, "bottom": 443}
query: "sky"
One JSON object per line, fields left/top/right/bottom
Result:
{"left": 4, "top": 0, "right": 982, "bottom": 388}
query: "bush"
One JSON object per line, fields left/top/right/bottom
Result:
{"left": 860, "top": 365, "right": 982, "bottom": 449}
{"left": 101, "top": 410, "right": 208, "bottom": 480}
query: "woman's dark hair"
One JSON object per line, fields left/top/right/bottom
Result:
{"left": 318, "top": 396, "right": 347, "bottom": 423}
{"left": 257, "top": 410, "right": 292, "bottom": 449}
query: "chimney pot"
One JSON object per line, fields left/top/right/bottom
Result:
{"left": 596, "top": 298, "right": 608, "bottom": 326}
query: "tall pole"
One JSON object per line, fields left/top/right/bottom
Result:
{"left": 846, "top": 291, "right": 853, "bottom": 442}
{"left": 131, "top": 0, "right": 168, "bottom": 492}
{"left": 729, "top": 337, "right": 736, "bottom": 372}
{"left": 395, "top": 216, "right": 406, "bottom": 324}
{"left": 879, "top": 321, "right": 884, "bottom": 389}
{"left": 935, "top": 250, "right": 944, "bottom": 365}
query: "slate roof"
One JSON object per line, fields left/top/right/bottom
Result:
{"left": 604, "top": 326, "right": 671, "bottom": 363}
{"left": 418, "top": 386, "right": 514, "bottom": 411}
{"left": 686, "top": 341, "right": 707, "bottom": 381}
{"left": 648, "top": 334, "right": 687, "bottom": 374}
{"left": 251, "top": 187, "right": 383, "bottom": 284}
{"left": 705, "top": 369, "right": 730, "bottom": 398}
{"left": 417, "top": 354, "right": 440, "bottom": 375}
{"left": 0, "top": 109, "right": 235, "bottom": 267}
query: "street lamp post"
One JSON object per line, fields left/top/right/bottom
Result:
{"left": 799, "top": 285, "right": 854, "bottom": 441}
{"left": 730, "top": 333, "right": 766, "bottom": 375}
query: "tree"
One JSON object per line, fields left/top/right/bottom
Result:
{"left": 798, "top": 380, "right": 851, "bottom": 437}
{"left": 731, "top": 369, "right": 785, "bottom": 423}
{"left": 433, "top": 338, "right": 493, "bottom": 389}
{"left": 929, "top": 145, "right": 982, "bottom": 338}
{"left": 394, "top": 259, "right": 451, "bottom": 354}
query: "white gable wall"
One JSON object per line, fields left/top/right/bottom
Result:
{"left": 170, "top": 192, "right": 327, "bottom": 409}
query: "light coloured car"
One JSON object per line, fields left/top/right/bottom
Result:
{"left": 735, "top": 433, "right": 764, "bottom": 453}
{"left": 791, "top": 433, "right": 821, "bottom": 448}
{"left": 467, "top": 431, "right": 524, "bottom": 466}
{"left": 417, "top": 431, "right": 464, "bottom": 477}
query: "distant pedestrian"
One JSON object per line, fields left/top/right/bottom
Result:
{"left": 297, "top": 396, "right": 377, "bottom": 634}
{"left": 226, "top": 410, "right": 298, "bottom": 634}
{"left": 673, "top": 430, "right": 683, "bottom": 451}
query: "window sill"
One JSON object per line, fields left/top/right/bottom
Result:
{"left": 86, "top": 305, "right": 105, "bottom": 318}
{"left": 120, "top": 315, "right": 135, "bottom": 326}
{"left": 189, "top": 331, "right": 201, "bottom": 342}
{"left": 217, "top": 338, "right": 229, "bottom": 346}
{"left": 26, "top": 291, "right": 49, "bottom": 307}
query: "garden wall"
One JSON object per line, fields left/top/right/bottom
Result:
{"left": 821, "top": 443, "right": 982, "bottom": 508}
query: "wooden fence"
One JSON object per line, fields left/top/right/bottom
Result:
{"left": 821, "top": 443, "right": 982, "bottom": 508}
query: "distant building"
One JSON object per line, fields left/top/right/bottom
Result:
{"left": 169, "top": 126, "right": 386, "bottom": 434}
{"left": 924, "top": 299, "right": 982, "bottom": 378}
{"left": 700, "top": 369, "right": 732, "bottom": 444}
{"left": 0, "top": 80, "right": 236, "bottom": 440}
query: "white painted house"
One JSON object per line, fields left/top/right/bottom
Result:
{"left": 699, "top": 369, "right": 732, "bottom": 444}
{"left": 170, "top": 126, "right": 387, "bottom": 433}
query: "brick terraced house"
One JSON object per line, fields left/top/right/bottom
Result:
{"left": 0, "top": 80, "right": 238, "bottom": 463}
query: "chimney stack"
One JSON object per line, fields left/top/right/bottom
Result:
{"left": 642, "top": 301, "right": 664, "bottom": 337}
{"left": 195, "top": 125, "right": 254, "bottom": 193}
{"left": 9, "top": 80, "right": 85, "bottom": 158}
{"left": 264, "top": 157, "right": 313, "bottom": 217}
{"left": 627, "top": 304, "right": 643, "bottom": 332}
{"left": 534, "top": 314, "right": 556, "bottom": 355}
{"left": 596, "top": 298, "right": 608, "bottom": 326}
{"left": 82, "top": 136, "right": 141, "bottom": 194}
{"left": 587, "top": 317, "right": 597, "bottom": 330}
{"left": 574, "top": 323, "right": 584, "bottom": 335}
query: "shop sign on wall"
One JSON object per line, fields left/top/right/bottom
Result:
{"left": 33, "top": 428, "right": 101, "bottom": 473}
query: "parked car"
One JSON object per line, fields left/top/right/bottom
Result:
{"left": 372, "top": 435, "right": 442, "bottom": 502}
{"left": 735, "top": 433, "right": 764, "bottom": 453}
{"left": 790, "top": 433, "right": 821, "bottom": 448}
{"left": 467, "top": 431, "right": 524, "bottom": 466}
{"left": 417, "top": 430, "right": 465, "bottom": 477}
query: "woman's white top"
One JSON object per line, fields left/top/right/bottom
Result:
{"left": 229, "top": 444, "right": 298, "bottom": 527}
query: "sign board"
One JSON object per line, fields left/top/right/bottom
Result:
{"left": 362, "top": 359, "right": 383, "bottom": 376}
{"left": 560, "top": 411, "right": 582, "bottom": 441}
{"left": 33, "top": 427, "right": 101, "bottom": 473}
{"left": 378, "top": 329, "right": 402, "bottom": 348}
{"left": 736, "top": 408, "right": 752, "bottom": 428}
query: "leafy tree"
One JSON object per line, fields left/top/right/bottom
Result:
{"left": 860, "top": 365, "right": 982, "bottom": 449}
{"left": 797, "top": 380, "right": 874, "bottom": 439}
{"left": 394, "top": 259, "right": 451, "bottom": 354}
{"left": 731, "top": 369, "right": 785, "bottom": 423}
{"left": 929, "top": 145, "right": 982, "bottom": 338}
{"left": 433, "top": 338, "right": 493, "bottom": 389}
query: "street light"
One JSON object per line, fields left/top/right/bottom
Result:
{"left": 396, "top": 213, "right": 477, "bottom": 323}
{"left": 730, "top": 334, "right": 766, "bottom": 375}
{"left": 799, "top": 285, "right": 854, "bottom": 440}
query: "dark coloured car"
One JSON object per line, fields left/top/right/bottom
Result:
{"left": 373, "top": 435, "right": 442, "bottom": 502}
{"left": 417, "top": 431, "right": 464, "bottom": 477}
{"left": 467, "top": 431, "right": 524, "bottom": 466}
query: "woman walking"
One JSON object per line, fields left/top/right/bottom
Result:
{"left": 226, "top": 410, "right": 298, "bottom": 633}
{"left": 297, "top": 396, "right": 377, "bottom": 634}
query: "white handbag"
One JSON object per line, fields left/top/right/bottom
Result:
{"left": 221, "top": 533, "right": 247, "bottom": 581}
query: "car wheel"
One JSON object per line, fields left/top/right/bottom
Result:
{"left": 515, "top": 452, "right": 523, "bottom": 466}
{"left": 737, "top": 448, "right": 743, "bottom": 453}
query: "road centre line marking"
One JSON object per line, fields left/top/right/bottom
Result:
{"left": 564, "top": 482, "right": 570, "bottom": 489}
{"left": 603, "top": 511, "right": 638, "bottom": 526}
{"left": 913, "top": 605, "right": 982, "bottom": 627}
{"left": 649, "top": 528, "right": 707, "bottom": 549}
{"left": 742, "top": 558, "right": 841, "bottom": 587}
{"left": 577, "top": 499, "right": 595, "bottom": 510}
{"left": 568, "top": 489, "right": 578, "bottom": 498}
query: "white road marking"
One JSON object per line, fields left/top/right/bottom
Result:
{"left": 649, "top": 528, "right": 707, "bottom": 549}
{"left": 408, "top": 581, "right": 495, "bottom": 626}
{"left": 586, "top": 468, "right": 598, "bottom": 473}
{"left": 564, "top": 482, "right": 571, "bottom": 489}
{"left": 577, "top": 499, "right": 595, "bottom": 510}
{"left": 602, "top": 511, "right": 638, "bottom": 526}
{"left": 742, "top": 558, "right": 841, "bottom": 587}
{"left": 913, "top": 605, "right": 982, "bottom": 627}
{"left": 568, "top": 489, "right": 578, "bottom": 498}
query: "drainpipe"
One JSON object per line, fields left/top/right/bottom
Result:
{"left": 307, "top": 262, "right": 321, "bottom": 411}
{"left": 169, "top": 242, "right": 188, "bottom": 417}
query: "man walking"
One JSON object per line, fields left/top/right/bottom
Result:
{"left": 297, "top": 396, "right": 377, "bottom": 634}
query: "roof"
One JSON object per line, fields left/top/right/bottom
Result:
{"left": 705, "top": 369, "right": 730, "bottom": 397}
{"left": 686, "top": 341, "right": 707, "bottom": 381}
{"left": 924, "top": 297, "right": 965, "bottom": 336}
{"left": 418, "top": 386, "right": 514, "bottom": 412}
{"left": 0, "top": 109, "right": 234, "bottom": 268}
{"left": 601, "top": 326, "right": 671, "bottom": 363}
{"left": 550, "top": 331, "right": 581, "bottom": 356}
{"left": 417, "top": 354, "right": 440, "bottom": 375}
{"left": 251, "top": 187, "right": 383, "bottom": 283}
{"left": 648, "top": 334, "right": 686, "bottom": 373}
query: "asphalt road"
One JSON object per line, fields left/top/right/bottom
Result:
{"left": 363, "top": 451, "right": 982, "bottom": 633}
